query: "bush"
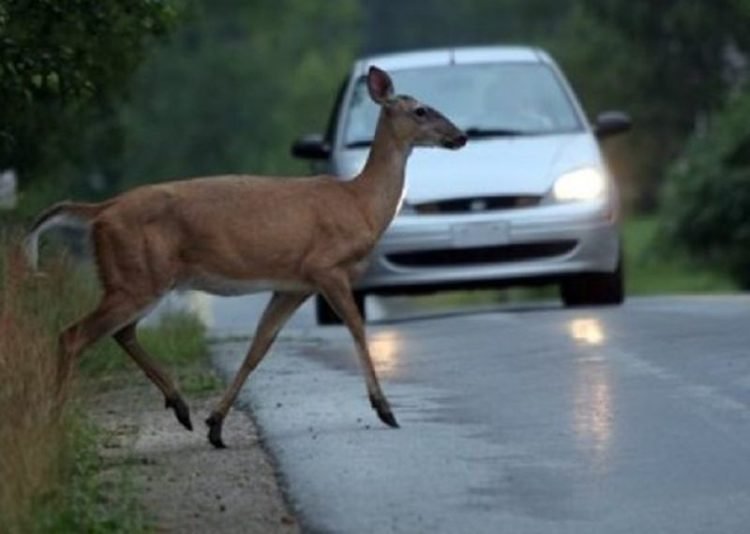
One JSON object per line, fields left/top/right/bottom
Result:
{"left": 660, "top": 90, "right": 750, "bottom": 289}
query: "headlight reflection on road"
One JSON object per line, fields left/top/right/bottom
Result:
{"left": 569, "top": 318, "right": 605, "bottom": 346}
{"left": 569, "top": 317, "right": 614, "bottom": 470}
{"left": 574, "top": 366, "right": 613, "bottom": 465}
{"left": 370, "top": 330, "right": 402, "bottom": 378}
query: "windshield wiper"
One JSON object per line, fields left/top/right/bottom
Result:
{"left": 464, "top": 127, "right": 535, "bottom": 139}
{"left": 345, "top": 139, "right": 372, "bottom": 148}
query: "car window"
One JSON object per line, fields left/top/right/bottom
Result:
{"left": 343, "top": 62, "right": 583, "bottom": 147}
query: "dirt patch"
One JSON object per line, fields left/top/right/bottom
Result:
{"left": 88, "top": 378, "right": 298, "bottom": 534}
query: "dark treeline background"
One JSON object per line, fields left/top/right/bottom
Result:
{"left": 4, "top": 1, "right": 750, "bottom": 278}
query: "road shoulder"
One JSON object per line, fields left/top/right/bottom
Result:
{"left": 88, "top": 375, "right": 298, "bottom": 534}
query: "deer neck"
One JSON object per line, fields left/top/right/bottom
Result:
{"left": 351, "top": 111, "right": 412, "bottom": 235}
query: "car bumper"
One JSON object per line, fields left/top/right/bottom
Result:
{"left": 356, "top": 199, "right": 620, "bottom": 294}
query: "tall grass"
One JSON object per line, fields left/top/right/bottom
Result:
{"left": 0, "top": 233, "right": 98, "bottom": 532}
{"left": 0, "top": 229, "right": 210, "bottom": 532}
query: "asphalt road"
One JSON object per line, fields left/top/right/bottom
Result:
{"left": 205, "top": 294, "right": 750, "bottom": 534}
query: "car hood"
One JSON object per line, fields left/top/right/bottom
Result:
{"left": 336, "top": 132, "right": 603, "bottom": 203}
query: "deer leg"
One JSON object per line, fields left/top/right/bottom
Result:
{"left": 113, "top": 322, "right": 192, "bottom": 431}
{"left": 57, "top": 293, "right": 147, "bottom": 392}
{"left": 206, "top": 291, "right": 310, "bottom": 448}
{"left": 316, "top": 273, "right": 399, "bottom": 428}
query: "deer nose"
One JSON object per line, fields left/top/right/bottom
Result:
{"left": 441, "top": 132, "right": 468, "bottom": 149}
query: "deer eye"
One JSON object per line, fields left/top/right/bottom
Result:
{"left": 413, "top": 107, "right": 427, "bottom": 118}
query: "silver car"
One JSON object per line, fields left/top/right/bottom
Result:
{"left": 292, "top": 46, "right": 631, "bottom": 324}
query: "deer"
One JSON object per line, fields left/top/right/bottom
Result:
{"left": 24, "top": 66, "right": 467, "bottom": 448}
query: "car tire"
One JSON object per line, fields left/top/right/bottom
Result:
{"left": 315, "top": 292, "right": 366, "bottom": 326}
{"left": 560, "top": 256, "right": 625, "bottom": 307}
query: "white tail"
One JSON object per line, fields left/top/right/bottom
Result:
{"left": 31, "top": 66, "right": 467, "bottom": 447}
{"left": 24, "top": 201, "right": 108, "bottom": 270}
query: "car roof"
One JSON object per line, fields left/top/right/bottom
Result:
{"left": 354, "top": 46, "right": 551, "bottom": 75}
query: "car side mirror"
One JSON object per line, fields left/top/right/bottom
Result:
{"left": 593, "top": 111, "right": 632, "bottom": 140}
{"left": 291, "top": 134, "right": 330, "bottom": 160}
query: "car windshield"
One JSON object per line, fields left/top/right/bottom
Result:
{"left": 343, "top": 62, "right": 583, "bottom": 147}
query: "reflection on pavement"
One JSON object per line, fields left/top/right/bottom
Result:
{"left": 369, "top": 329, "right": 403, "bottom": 378}
{"left": 569, "top": 318, "right": 605, "bottom": 346}
{"left": 570, "top": 317, "right": 613, "bottom": 470}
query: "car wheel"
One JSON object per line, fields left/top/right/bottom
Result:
{"left": 315, "top": 292, "right": 366, "bottom": 325}
{"left": 560, "top": 257, "right": 624, "bottom": 307}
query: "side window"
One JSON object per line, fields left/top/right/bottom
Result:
{"left": 324, "top": 78, "right": 349, "bottom": 146}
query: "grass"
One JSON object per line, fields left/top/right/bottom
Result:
{"left": 0, "top": 229, "right": 211, "bottom": 533}
{"left": 80, "top": 310, "right": 220, "bottom": 396}
{"left": 30, "top": 417, "right": 149, "bottom": 534}
{"left": 622, "top": 215, "right": 736, "bottom": 295}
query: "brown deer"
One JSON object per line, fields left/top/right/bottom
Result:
{"left": 25, "top": 66, "right": 467, "bottom": 448}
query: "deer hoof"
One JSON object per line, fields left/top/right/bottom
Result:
{"left": 205, "top": 412, "right": 227, "bottom": 449}
{"left": 165, "top": 395, "right": 193, "bottom": 431}
{"left": 370, "top": 395, "right": 399, "bottom": 428}
{"left": 377, "top": 408, "right": 400, "bottom": 428}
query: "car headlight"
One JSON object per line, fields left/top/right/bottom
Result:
{"left": 552, "top": 167, "right": 606, "bottom": 202}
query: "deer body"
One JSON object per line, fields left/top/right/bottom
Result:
{"left": 92, "top": 175, "right": 378, "bottom": 293}
{"left": 26, "top": 67, "right": 466, "bottom": 447}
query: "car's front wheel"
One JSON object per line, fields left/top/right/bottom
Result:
{"left": 560, "top": 257, "right": 624, "bottom": 307}
{"left": 315, "top": 292, "right": 366, "bottom": 325}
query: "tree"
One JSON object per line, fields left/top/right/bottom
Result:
{"left": 0, "top": 0, "right": 176, "bottom": 190}
{"left": 661, "top": 89, "right": 750, "bottom": 288}
{"left": 113, "top": 0, "right": 361, "bottom": 187}
{"left": 361, "top": 0, "right": 574, "bottom": 54}
{"left": 550, "top": 0, "right": 750, "bottom": 209}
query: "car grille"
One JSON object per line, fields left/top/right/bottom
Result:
{"left": 385, "top": 240, "right": 577, "bottom": 268}
{"left": 414, "top": 195, "right": 541, "bottom": 214}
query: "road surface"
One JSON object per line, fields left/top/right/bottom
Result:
{"left": 203, "top": 294, "right": 750, "bottom": 533}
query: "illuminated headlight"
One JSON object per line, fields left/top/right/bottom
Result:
{"left": 552, "top": 167, "right": 606, "bottom": 202}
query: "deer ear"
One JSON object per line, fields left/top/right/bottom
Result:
{"left": 367, "top": 66, "right": 394, "bottom": 105}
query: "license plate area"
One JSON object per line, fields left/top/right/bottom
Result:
{"left": 451, "top": 221, "right": 510, "bottom": 247}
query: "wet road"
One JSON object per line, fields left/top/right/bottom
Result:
{"left": 204, "top": 294, "right": 750, "bottom": 533}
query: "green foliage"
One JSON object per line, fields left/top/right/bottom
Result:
{"left": 32, "top": 416, "right": 149, "bottom": 534}
{"left": 548, "top": 1, "right": 750, "bottom": 209}
{"left": 0, "top": 0, "right": 177, "bottom": 187}
{"left": 660, "top": 90, "right": 750, "bottom": 288}
{"left": 623, "top": 216, "right": 735, "bottom": 294}
{"left": 115, "top": 0, "right": 361, "bottom": 186}
{"left": 361, "top": 0, "right": 574, "bottom": 53}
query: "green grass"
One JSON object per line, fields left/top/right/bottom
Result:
{"left": 622, "top": 215, "right": 737, "bottom": 295}
{"left": 80, "top": 310, "right": 220, "bottom": 395}
{"left": 31, "top": 416, "right": 150, "bottom": 534}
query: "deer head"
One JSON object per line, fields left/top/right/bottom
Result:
{"left": 367, "top": 66, "right": 467, "bottom": 150}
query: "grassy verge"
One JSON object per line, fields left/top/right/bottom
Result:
{"left": 0, "top": 230, "right": 212, "bottom": 533}
{"left": 622, "top": 215, "right": 736, "bottom": 295}
{"left": 80, "top": 310, "right": 220, "bottom": 397}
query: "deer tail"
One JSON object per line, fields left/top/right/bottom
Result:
{"left": 23, "top": 201, "right": 109, "bottom": 270}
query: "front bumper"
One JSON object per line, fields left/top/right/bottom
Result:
{"left": 356, "top": 199, "right": 620, "bottom": 294}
